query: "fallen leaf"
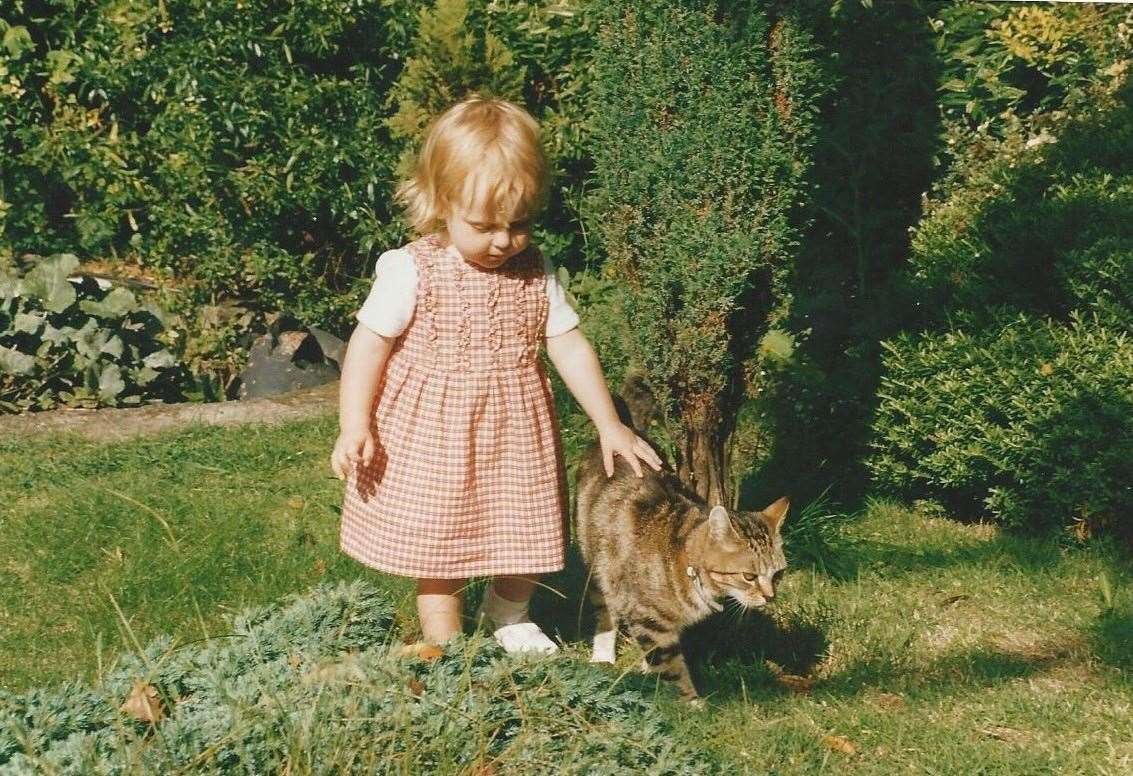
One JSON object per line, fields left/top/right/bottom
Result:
{"left": 287, "top": 496, "right": 305, "bottom": 509}
{"left": 407, "top": 678, "right": 425, "bottom": 696}
{"left": 979, "top": 725, "right": 1032, "bottom": 744}
{"left": 398, "top": 642, "right": 444, "bottom": 662}
{"left": 939, "top": 594, "right": 970, "bottom": 607}
{"left": 775, "top": 673, "right": 815, "bottom": 694}
{"left": 822, "top": 735, "right": 858, "bottom": 756}
{"left": 872, "top": 691, "right": 905, "bottom": 709}
{"left": 119, "top": 680, "right": 165, "bottom": 723}
{"left": 287, "top": 654, "right": 303, "bottom": 670}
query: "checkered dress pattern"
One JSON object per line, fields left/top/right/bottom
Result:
{"left": 340, "top": 234, "right": 569, "bottom": 578}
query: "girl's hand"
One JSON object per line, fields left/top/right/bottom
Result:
{"left": 331, "top": 427, "right": 375, "bottom": 480}
{"left": 598, "top": 422, "right": 663, "bottom": 478}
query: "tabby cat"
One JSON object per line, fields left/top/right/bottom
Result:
{"left": 574, "top": 376, "right": 789, "bottom": 703}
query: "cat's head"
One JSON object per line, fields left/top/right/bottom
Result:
{"left": 700, "top": 497, "right": 789, "bottom": 609}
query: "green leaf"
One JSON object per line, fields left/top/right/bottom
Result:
{"left": 23, "top": 254, "right": 79, "bottom": 313}
{"left": 0, "top": 345, "right": 35, "bottom": 376}
{"left": 0, "top": 269, "right": 22, "bottom": 298}
{"left": 80, "top": 286, "right": 138, "bottom": 318}
{"left": 98, "top": 363, "right": 126, "bottom": 402}
{"left": 759, "top": 329, "right": 796, "bottom": 362}
{"left": 13, "top": 311, "right": 45, "bottom": 334}
{"left": 101, "top": 335, "right": 125, "bottom": 359}
{"left": 143, "top": 349, "right": 177, "bottom": 369}
{"left": 2, "top": 25, "right": 35, "bottom": 57}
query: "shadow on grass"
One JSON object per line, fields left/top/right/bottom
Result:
{"left": 1094, "top": 606, "right": 1133, "bottom": 674}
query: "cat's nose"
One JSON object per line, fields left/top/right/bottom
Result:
{"left": 758, "top": 578, "right": 776, "bottom": 600}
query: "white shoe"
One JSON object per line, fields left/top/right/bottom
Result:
{"left": 475, "top": 603, "right": 559, "bottom": 655}
{"left": 490, "top": 621, "right": 560, "bottom": 655}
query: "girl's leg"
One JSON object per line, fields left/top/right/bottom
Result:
{"left": 492, "top": 574, "right": 538, "bottom": 603}
{"left": 416, "top": 577, "right": 467, "bottom": 644}
{"left": 478, "top": 575, "right": 559, "bottom": 654}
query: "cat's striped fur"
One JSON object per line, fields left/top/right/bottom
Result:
{"left": 575, "top": 375, "right": 789, "bottom": 702}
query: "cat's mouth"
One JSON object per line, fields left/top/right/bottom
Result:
{"left": 729, "top": 591, "right": 770, "bottom": 609}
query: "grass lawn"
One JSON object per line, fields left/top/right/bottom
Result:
{"left": 2, "top": 414, "right": 1132, "bottom": 772}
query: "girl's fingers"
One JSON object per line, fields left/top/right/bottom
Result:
{"left": 361, "top": 436, "right": 375, "bottom": 466}
{"left": 602, "top": 445, "right": 614, "bottom": 478}
{"left": 624, "top": 446, "right": 644, "bottom": 478}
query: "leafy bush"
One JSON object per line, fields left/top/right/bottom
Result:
{"left": 0, "top": 581, "right": 718, "bottom": 774}
{"left": 931, "top": 1, "right": 1131, "bottom": 160}
{"left": 872, "top": 71, "right": 1133, "bottom": 536}
{"left": 868, "top": 313, "right": 1132, "bottom": 533}
{"left": 908, "top": 88, "right": 1133, "bottom": 330}
{"left": 0, "top": 253, "right": 188, "bottom": 412}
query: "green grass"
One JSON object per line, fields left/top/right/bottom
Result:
{"left": 2, "top": 415, "right": 1132, "bottom": 773}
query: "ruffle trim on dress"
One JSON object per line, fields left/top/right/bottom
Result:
{"left": 414, "top": 237, "right": 441, "bottom": 368}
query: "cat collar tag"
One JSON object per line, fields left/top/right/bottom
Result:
{"left": 686, "top": 566, "right": 724, "bottom": 613}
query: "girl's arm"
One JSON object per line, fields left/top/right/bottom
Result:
{"left": 331, "top": 325, "right": 396, "bottom": 479}
{"left": 545, "top": 328, "right": 662, "bottom": 478}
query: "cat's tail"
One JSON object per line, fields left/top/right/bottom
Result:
{"left": 614, "top": 368, "right": 664, "bottom": 433}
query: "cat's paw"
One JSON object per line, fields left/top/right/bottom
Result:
{"left": 590, "top": 630, "right": 616, "bottom": 664}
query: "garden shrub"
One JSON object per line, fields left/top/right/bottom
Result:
{"left": 868, "top": 313, "right": 1132, "bottom": 534}
{"left": 867, "top": 56, "right": 1133, "bottom": 535}
{"left": 0, "top": 1, "right": 596, "bottom": 400}
{"left": 584, "top": 0, "right": 822, "bottom": 504}
{"left": 0, "top": 581, "right": 718, "bottom": 774}
{"left": 908, "top": 87, "right": 1133, "bottom": 330}
{"left": 0, "top": 253, "right": 189, "bottom": 412}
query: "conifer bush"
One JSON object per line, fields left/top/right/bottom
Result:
{"left": 585, "top": 0, "right": 821, "bottom": 504}
{"left": 0, "top": 581, "right": 717, "bottom": 774}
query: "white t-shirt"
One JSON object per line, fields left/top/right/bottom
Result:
{"left": 356, "top": 247, "right": 581, "bottom": 339}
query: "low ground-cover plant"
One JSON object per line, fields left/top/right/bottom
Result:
{"left": 869, "top": 313, "right": 1132, "bottom": 534}
{"left": 0, "top": 253, "right": 188, "bottom": 412}
{"left": 0, "top": 580, "right": 716, "bottom": 774}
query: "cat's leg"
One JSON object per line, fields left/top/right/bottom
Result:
{"left": 627, "top": 619, "right": 699, "bottom": 703}
{"left": 588, "top": 585, "right": 617, "bottom": 664}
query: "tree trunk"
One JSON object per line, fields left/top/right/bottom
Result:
{"left": 678, "top": 426, "right": 730, "bottom": 507}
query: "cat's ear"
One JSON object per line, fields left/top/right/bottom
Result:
{"left": 761, "top": 497, "right": 790, "bottom": 534}
{"left": 707, "top": 505, "right": 735, "bottom": 540}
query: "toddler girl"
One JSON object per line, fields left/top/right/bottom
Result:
{"left": 331, "top": 96, "right": 661, "bottom": 654}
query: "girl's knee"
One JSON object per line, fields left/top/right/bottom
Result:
{"left": 416, "top": 577, "right": 467, "bottom": 596}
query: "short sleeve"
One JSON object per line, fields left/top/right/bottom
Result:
{"left": 355, "top": 249, "right": 418, "bottom": 338}
{"left": 543, "top": 253, "right": 580, "bottom": 338}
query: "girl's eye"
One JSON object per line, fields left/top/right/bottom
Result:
{"left": 742, "top": 572, "right": 757, "bottom": 583}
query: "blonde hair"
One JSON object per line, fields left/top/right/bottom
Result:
{"left": 396, "top": 97, "right": 549, "bottom": 235}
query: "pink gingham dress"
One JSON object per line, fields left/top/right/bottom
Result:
{"left": 340, "top": 233, "right": 569, "bottom": 578}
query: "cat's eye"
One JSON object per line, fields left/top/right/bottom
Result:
{"left": 742, "top": 572, "right": 757, "bottom": 583}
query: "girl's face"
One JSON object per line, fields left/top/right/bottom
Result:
{"left": 443, "top": 202, "right": 533, "bottom": 269}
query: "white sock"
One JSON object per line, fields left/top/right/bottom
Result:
{"left": 481, "top": 585, "right": 530, "bottom": 627}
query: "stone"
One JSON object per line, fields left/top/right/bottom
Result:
{"left": 237, "top": 331, "right": 339, "bottom": 400}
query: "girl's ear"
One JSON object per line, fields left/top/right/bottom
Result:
{"left": 707, "top": 505, "right": 735, "bottom": 540}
